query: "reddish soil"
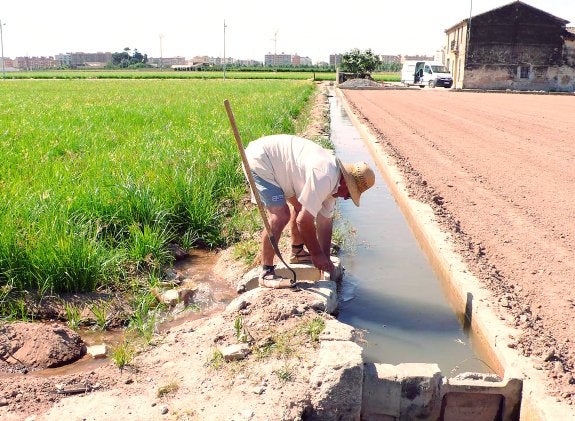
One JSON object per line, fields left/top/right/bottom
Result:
{"left": 342, "top": 87, "right": 575, "bottom": 403}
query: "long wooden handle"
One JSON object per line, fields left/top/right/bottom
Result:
{"left": 224, "top": 99, "right": 296, "bottom": 284}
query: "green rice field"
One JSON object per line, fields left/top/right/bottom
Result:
{"left": 2, "top": 69, "right": 400, "bottom": 82}
{"left": 0, "top": 78, "right": 316, "bottom": 295}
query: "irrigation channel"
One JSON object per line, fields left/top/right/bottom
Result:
{"left": 330, "top": 89, "right": 492, "bottom": 376}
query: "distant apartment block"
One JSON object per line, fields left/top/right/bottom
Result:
{"left": 265, "top": 53, "right": 292, "bottom": 66}
{"left": 291, "top": 54, "right": 312, "bottom": 66}
{"left": 148, "top": 56, "right": 186, "bottom": 67}
{"left": 400, "top": 54, "right": 435, "bottom": 63}
{"left": 14, "top": 56, "right": 56, "bottom": 70}
{"left": 379, "top": 54, "right": 401, "bottom": 64}
{"left": 55, "top": 52, "right": 113, "bottom": 68}
{"left": 330, "top": 54, "right": 342, "bottom": 67}
{"left": 0, "top": 57, "right": 15, "bottom": 69}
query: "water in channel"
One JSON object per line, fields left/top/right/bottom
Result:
{"left": 329, "top": 91, "right": 492, "bottom": 375}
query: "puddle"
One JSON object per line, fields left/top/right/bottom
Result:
{"left": 329, "top": 90, "right": 493, "bottom": 375}
{"left": 17, "top": 250, "right": 237, "bottom": 378}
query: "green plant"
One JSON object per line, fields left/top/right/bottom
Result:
{"left": 157, "top": 381, "right": 179, "bottom": 398}
{"left": 341, "top": 48, "right": 382, "bottom": 75}
{"left": 232, "top": 239, "right": 260, "bottom": 266}
{"left": 207, "top": 349, "right": 225, "bottom": 370}
{"left": 0, "top": 78, "right": 317, "bottom": 299}
{"left": 304, "top": 317, "right": 325, "bottom": 342}
{"left": 110, "top": 339, "right": 135, "bottom": 370}
{"left": 233, "top": 314, "right": 252, "bottom": 343}
{"left": 129, "top": 305, "right": 158, "bottom": 344}
{"left": 90, "top": 300, "right": 109, "bottom": 330}
{"left": 64, "top": 302, "right": 82, "bottom": 330}
{"left": 275, "top": 361, "right": 294, "bottom": 382}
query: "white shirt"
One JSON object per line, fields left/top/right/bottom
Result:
{"left": 245, "top": 134, "right": 340, "bottom": 218}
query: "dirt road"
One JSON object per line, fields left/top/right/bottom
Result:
{"left": 342, "top": 87, "right": 575, "bottom": 403}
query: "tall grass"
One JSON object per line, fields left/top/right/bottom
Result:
{"left": 0, "top": 79, "right": 315, "bottom": 294}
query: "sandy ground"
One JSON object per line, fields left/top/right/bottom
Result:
{"left": 341, "top": 87, "right": 575, "bottom": 404}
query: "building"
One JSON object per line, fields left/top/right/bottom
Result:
{"left": 330, "top": 54, "right": 342, "bottom": 67}
{"left": 445, "top": 1, "right": 575, "bottom": 91}
{"left": 265, "top": 53, "right": 292, "bottom": 67}
{"left": 291, "top": 54, "right": 312, "bottom": 66}
{"left": 14, "top": 56, "right": 57, "bottom": 70}
{"left": 148, "top": 56, "right": 186, "bottom": 68}
{"left": 55, "top": 52, "right": 112, "bottom": 68}
{"left": 380, "top": 55, "right": 401, "bottom": 65}
{"left": 400, "top": 54, "right": 435, "bottom": 63}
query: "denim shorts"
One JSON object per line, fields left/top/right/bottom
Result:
{"left": 251, "top": 172, "right": 286, "bottom": 206}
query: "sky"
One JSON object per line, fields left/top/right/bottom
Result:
{"left": 1, "top": 0, "right": 574, "bottom": 64}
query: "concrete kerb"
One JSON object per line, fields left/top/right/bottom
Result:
{"left": 335, "top": 86, "right": 575, "bottom": 420}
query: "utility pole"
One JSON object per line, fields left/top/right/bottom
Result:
{"left": 0, "top": 20, "right": 5, "bottom": 79}
{"left": 466, "top": 0, "right": 473, "bottom": 63}
{"left": 223, "top": 20, "right": 227, "bottom": 80}
{"left": 272, "top": 30, "right": 278, "bottom": 71}
{"left": 159, "top": 34, "right": 164, "bottom": 70}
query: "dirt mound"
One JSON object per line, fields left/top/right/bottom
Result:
{"left": 0, "top": 323, "right": 85, "bottom": 373}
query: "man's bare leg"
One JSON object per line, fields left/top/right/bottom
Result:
{"left": 261, "top": 204, "right": 290, "bottom": 266}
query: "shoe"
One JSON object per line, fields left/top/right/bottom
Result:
{"left": 259, "top": 266, "right": 294, "bottom": 289}
{"left": 289, "top": 244, "right": 312, "bottom": 264}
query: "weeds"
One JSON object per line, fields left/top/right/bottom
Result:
{"left": 157, "top": 381, "right": 179, "bottom": 398}
{"left": 64, "top": 302, "right": 82, "bottom": 330}
{"left": 303, "top": 317, "right": 325, "bottom": 342}
{"left": 207, "top": 349, "right": 225, "bottom": 370}
{"left": 275, "top": 361, "right": 295, "bottom": 382}
{"left": 111, "top": 339, "right": 135, "bottom": 370}
{"left": 89, "top": 300, "right": 109, "bottom": 330}
{"left": 232, "top": 239, "right": 260, "bottom": 267}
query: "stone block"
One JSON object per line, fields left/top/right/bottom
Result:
{"left": 440, "top": 373, "right": 522, "bottom": 421}
{"left": 310, "top": 341, "right": 364, "bottom": 420}
{"left": 362, "top": 363, "right": 402, "bottom": 419}
{"left": 319, "top": 319, "right": 357, "bottom": 342}
{"left": 300, "top": 280, "right": 338, "bottom": 315}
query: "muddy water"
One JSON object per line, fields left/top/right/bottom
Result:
{"left": 329, "top": 91, "right": 492, "bottom": 375}
{"left": 26, "top": 250, "right": 236, "bottom": 378}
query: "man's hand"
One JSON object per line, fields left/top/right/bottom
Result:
{"left": 311, "top": 252, "right": 335, "bottom": 275}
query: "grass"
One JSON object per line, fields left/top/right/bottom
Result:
{"left": 64, "top": 302, "right": 82, "bottom": 330}
{"left": 0, "top": 78, "right": 316, "bottom": 300}
{"left": 110, "top": 339, "right": 136, "bottom": 370}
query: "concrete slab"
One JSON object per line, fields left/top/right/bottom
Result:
{"left": 237, "top": 256, "right": 342, "bottom": 293}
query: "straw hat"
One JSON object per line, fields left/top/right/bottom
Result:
{"left": 337, "top": 159, "right": 375, "bottom": 206}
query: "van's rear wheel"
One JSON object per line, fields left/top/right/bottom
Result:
{"left": 428, "top": 80, "right": 436, "bottom": 88}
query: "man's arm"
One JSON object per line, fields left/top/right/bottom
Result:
{"left": 316, "top": 212, "right": 333, "bottom": 257}
{"left": 296, "top": 209, "right": 334, "bottom": 273}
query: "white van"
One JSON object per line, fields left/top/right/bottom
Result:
{"left": 401, "top": 61, "right": 453, "bottom": 88}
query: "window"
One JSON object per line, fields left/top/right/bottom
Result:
{"left": 519, "top": 66, "right": 530, "bottom": 79}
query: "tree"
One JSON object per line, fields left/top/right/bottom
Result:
{"left": 111, "top": 47, "right": 149, "bottom": 68}
{"left": 340, "top": 48, "right": 381, "bottom": 75}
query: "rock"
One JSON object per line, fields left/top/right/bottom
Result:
{"left": 221, "top": 344, "right": 250, "bottom": 361}
{"left": 87, "top": 344, "right": 107, "bottom": 359}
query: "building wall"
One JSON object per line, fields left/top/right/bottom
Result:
{"left": 447, "top": 2, "right": 574, "bottom": 92}
{"left": 445, "top": 21, "right": 469, "bottom": 89}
